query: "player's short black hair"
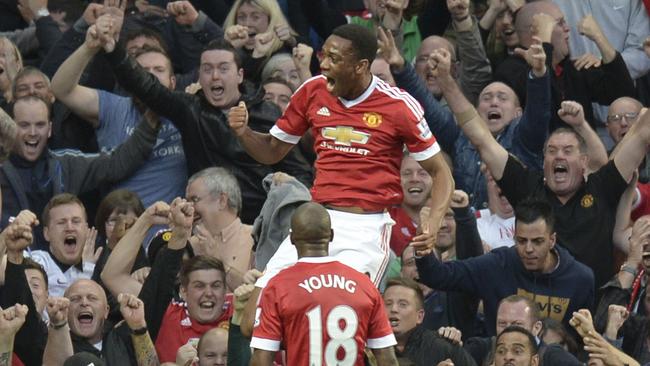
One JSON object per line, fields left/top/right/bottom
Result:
{"left": 331, "top": 24, "right": 377, "bottom": 64}
{"left": 497, "top": 325, "right": 539, "bottom": 354}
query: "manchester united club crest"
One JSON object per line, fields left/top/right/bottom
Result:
{"left": 363, "top": 112, "right": 382, "bottom": 128}
{"left": 580, "top": 194, "right": 594, "bottom": 208}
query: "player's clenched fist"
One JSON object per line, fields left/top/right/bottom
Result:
{"left": 229, "top": 101, "right": 249, "bottom": 137}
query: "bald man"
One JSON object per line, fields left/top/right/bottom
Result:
{"left": 250, "top": 203, "right": 399, "bottom": 366}
{"left": 197, "top": 328, "right": 228, "bottom": 366}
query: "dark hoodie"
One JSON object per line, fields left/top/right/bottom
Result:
{"left": 416, "top": 245, "right": 594, "bottom": 336}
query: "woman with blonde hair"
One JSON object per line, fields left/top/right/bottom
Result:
{"left": 0, "top": 37, "right": 23, "bottom": 104}
{"left": 223, "top": 0, "right": 301, "bottom": 82}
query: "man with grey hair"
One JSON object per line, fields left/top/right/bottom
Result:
{"left": 185, "top": 167, "right": 253, "bottom": 291}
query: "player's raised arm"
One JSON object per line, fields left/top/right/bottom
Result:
{"left": 228, "top": 101, "right": 294, "bottom": 165}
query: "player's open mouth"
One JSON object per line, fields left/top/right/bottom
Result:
{"left": 325, "top": 76, "right": 336, "bottom": 92}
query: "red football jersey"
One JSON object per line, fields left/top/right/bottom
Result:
{"left": 388, "top": 206, "right": 417, "bottom": 257}
{"left": 155, "top": 295, "right": 233, "bottom": 362}
{"left": 250, "top": 257, "right": 396, "bottom": 365}
{"left": 271, "top": 75, "right": 440, "bottom": 211}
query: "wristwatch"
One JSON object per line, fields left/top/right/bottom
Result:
{"left": 36, "top": 8, "right": 50, "bottom": 19}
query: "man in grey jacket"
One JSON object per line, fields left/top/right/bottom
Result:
{"left": 0, "top": 95, "right": 158, "bottom": 249}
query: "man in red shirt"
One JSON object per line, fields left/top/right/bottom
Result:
{"left": 229, "top": 24, "right": 453, "bottom": 334}
{"left": 250, "top": 202, "right": 398, "bottom": 366}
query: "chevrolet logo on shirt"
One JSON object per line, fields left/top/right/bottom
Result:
{"left": 321, "top": 126, "right": 370, "bottom": 146}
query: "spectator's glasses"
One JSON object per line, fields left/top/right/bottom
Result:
{"left": 607, "top": 112, "right": 639, "bottom": 124}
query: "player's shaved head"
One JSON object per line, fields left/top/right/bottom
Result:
{"left": 290, "top": 202, "right": 333, "bottom": 251}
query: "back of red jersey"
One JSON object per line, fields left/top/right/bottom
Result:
{"left": 271, "top": 75, "right": 440, "bottom": 211}
{"left": 251, "top": 258, "right": 396, "bottom": 365}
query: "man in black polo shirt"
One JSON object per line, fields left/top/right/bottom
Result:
{"left": 428, "top": 47, "right": 650, "bottom": 289}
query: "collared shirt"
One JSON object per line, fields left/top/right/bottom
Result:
{"left": 213, "top": 218, "right": 253, "bottom": 291}
{"left": 28, "top": 250, "right": 94, "bottom": 297}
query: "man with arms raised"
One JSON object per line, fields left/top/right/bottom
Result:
{"left": 229, "top": 24, "right": 453, "bottom": 335}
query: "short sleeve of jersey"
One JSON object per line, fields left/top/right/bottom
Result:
{"left": 392, "top": 91, "right": 439, "bottom": 161}
{"left": 496, "top": 154, "right": 538, "bottom": 208}
{"left": 365, "top": 289, "right": 397, "bottom": 349}
{"left": 270, "top": 78, "right": 313, "bottom": 144}
{"left": 250, "top": 284, "right": 282, "bottom": 351}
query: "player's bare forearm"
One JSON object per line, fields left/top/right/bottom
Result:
{"left": 426, "top": 154, "right": 454, "bottom": 239}
{"left": 372, "top": 346, "right": 399, "bottom": 366}
{"left": 131, "top": 332, "right": 160, "bottom": 366}
{"left": 239, "top": 128, "right": 293, "bottom": 165}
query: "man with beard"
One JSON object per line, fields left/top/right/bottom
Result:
{"left": 51, "top": 17, "right": 187, "bottom": 207}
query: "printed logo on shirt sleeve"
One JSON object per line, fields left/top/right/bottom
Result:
{"left": 417, "top": 119, "right": 432, "bottom": 140}
{"left": 254, "top": 307, "right": 262, "bottom": 327}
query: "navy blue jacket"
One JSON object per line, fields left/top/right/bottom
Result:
{"left": 392, "top": 63, "right": 550, "bottom": 209}
{"left": 416, "top": 245, "right": 594, "bottom": 336}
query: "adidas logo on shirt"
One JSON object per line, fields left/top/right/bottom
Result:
{"left": 317, "top": 106, "right": 331, "bottom": 116}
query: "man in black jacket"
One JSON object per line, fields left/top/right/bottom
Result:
{"left": 383, "top": 277, "right": 477, "bottom": 366}
{"left": 100, "top": 23, "right": 313, "bottom": 223}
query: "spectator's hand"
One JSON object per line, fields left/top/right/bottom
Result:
{"left": 504, "top": 0, "right": 523, "bottom": 12}
{"left": 85, "top": 24, "right": 104, "bottom": 50}
{"left": 438, "top": 327, "right": 463, "bottom": 346}
{"left": 606, "top": 304, "right": 629, "bottom": 335}
{"left": 381, "top": 0, "right": 408, "bottom": 31}
{"left": 102, "top": 0, "right": 126, "bottom": 45}
{"left": 252, "top": 31, "right": 275, "bottom": 58}
{"left": 447, "top": 0, "right": 470, "bottom": 22}
{"left": 184, "top": 82, "right": 201, "bottom": 95}
{"left": 233, "top": 283, "right": 255, "bottom": 313}
{"left": 228, "top": 101, "right": 249, "bottom": 137}
{"left": 107, "top": 214, "right": 136, "bottom": 249}
{"left": 95, "top": 14, "right": 117, "bottom": 52}
{"left": 557, "top": 101, "right": 587, "bottom": 128}
{"left": 242, "top": 269, "right": 263, "bottom": 285}
{"left": 224, "top": 25, "right": 250, "bottom": 49}
{"left": 569, "top": 308, "right": 595, "bottom": 338}
{"left": 514, "top": 36, "right": 546, "bottom": 77}
{"left": 117, "top": 293, "right": 146, "bottom": 330}
{"left": 292, "top": 43, "right": 312, "bottom": 73}
{"left": 583, "top": 331, "right": 628, "bottom": 366}
{"left": 436, "top": 360, "right": 454, "bottom": 366}
{"left": 0, "top": 304, "right": 28, "bottom": 340}
{"left": 134, "top": 0, "right": 167, "bottom": 17}
{"left": 411, "top": 206, "right": 434, "bottom": 256}
{"left": 449, "top": 190, "right": 469, "bottom": 208}
{"left": 377, "top": 27, "right": 405, "bottom": 70}
{"left": 81, "top": 227, "right": 102, "bottom": 264}
{"left": 274, "top": 23, "right": 295, "bottom": 46}
{"left": 166, "top": 1, "right": 198, "bottom": 25}
{"left": 176, "top": 343, "right": 198, "bottom": 366}
{"left": 627, "top": 216, "right": 650, "bottom": 265}
{"left": 169, "top": 197, "right": 194, "bottom": 233}
{"left": 189, "top": 223, "right": 217, "bottom": 257}
{"left": 131, "top": 267, "right": 150, "bottom": 284}
{"left": 13, "top": 210, "right": 38, "bottom": 226}
{"left": 428, "top": 48, "right": 453, "bottom": 83}
{"left": 531, "top": 13, "right": 555, "bottom": 43}
{"left": 487, "top": 0, "right": 507, "bottom": 14}
{"left": 143, "top": 201, "right": 171, "bottom": 227}
{"left": 573, "top": 53, "right": 601, "bottom": 70}
{"left": 46, "top": 297, "right": 69, "bottom": 328}
{"left": 578, "top": 14, "right": 604, "bottom": 42}
{"left": 644, "top": 36, "right": 650, "bottom": 58}
{"left": 82, "top": 3, "right": 104, "bottom": 25}
{"left": 4, "top": 222, "right": 33, "bottom": 254}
